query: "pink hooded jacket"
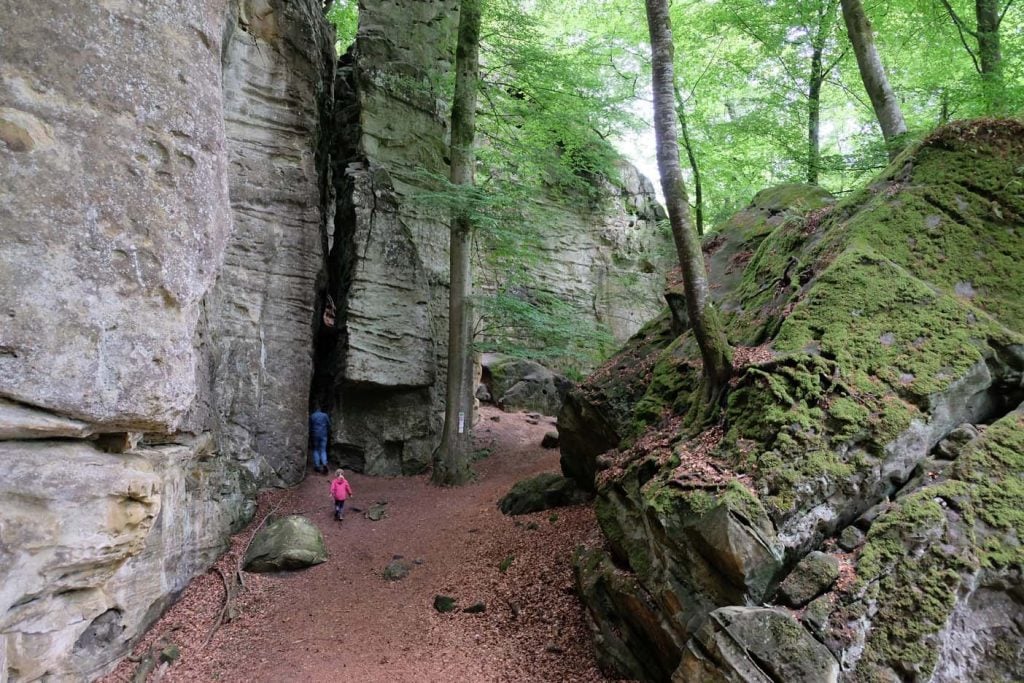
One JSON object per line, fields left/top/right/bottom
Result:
{"left": 331, "top": 477, "right": 352, "bottom": 501}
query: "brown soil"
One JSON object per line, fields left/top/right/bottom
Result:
{"left": 105, "top": 406, "right": 614, "bottom": 682}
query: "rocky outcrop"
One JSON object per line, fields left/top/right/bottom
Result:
{"left": 564, "top": 122, "right": 1024, "bottom": 681}
{"left": 0, "top": 0, "right": 333, "bottom": 678}
{"left": 314, "top": 0, "right": 457, "bottom": 476}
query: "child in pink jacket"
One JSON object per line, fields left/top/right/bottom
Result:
{"left": 330, "top": 469, "right": 353, "bottom": 521}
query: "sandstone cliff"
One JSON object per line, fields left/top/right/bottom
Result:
{"left": 0, "top": 0, "right": 332, "bottom": 678}
{"left": 312, "top": 0, "right": 457, "bottom": 477}
{"left": 560, "top": 121, "right": 1024, "bottom": 682}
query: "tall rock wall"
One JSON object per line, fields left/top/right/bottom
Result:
{"left": 478, "top": 160, "right": 673, "bottom": 360}
{"left": 200, "top": 0, "right": 335, "bottom": 486}
{"left": 0, "top": 0, "right": 333, "bottom": 678}
{"left": 316, "top": 0, "right": 457, "bottom": 476}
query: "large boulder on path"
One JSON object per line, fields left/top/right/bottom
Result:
{"left": 243, "top": 515, "right": 327, "bottom": 572}
{"left": 568, "top": 121, "right": 1024, "bottom": 683}
{"left": 481, "top": 353, "right": 570, "bottom": 416}
{"left": 498, "top": 472, "right": 591, "bottom": 515}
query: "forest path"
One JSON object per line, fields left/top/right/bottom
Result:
{"left": 108, "top": 406, "right": 608, "bottom": 682}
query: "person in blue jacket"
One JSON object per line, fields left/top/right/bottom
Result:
{"left": 309, "top": 407, "right": 331, "bottom": 474}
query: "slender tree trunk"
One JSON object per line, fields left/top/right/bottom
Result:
{"left": 840, "top": 0, "right": 908, "bottom": 159}
{"left": 976, "top": 0, "right": 1004, "bottom": 112}
{"left": 807, "top": 42, "right": 824, "bottom": 185}
{"left": 674, "top": 85, "right": 704, "bottom": 236}
{"left": 645, "top": 0, "right": 732, "bottom": 404}
{"left": 432, "top": 0, "right": 480, "bottom": 486}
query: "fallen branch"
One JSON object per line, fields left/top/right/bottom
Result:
{"left": 202, "top": 566, "right": 239, "bottom": 648}
{"left": 203, "top": 492, "right": 291, "bottom": 648}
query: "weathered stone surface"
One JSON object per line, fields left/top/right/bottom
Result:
{"left": 0, "top": 399, "right": 94, "bottom": 440}
{"left": 842, "top": 404, "right": 1024, "bottom": 681}
{"left": 200, "top": 0, "right": 335, "bottom": 487}
{"left": 574, "top": 546, "right": 687, "bottom": 682}
{"left": 837, "top": 525, "right": 865, "bottom": 552}
{"left": 478, "top": 160, "right": 675, "bottom": 358}
{"left": 674, "top": 607, "right": 839, "bottom": 683}
{"left": 243, "top": 515, "right": 327, "bottom": 572}
{"left": 0, "top": 438, "right": 255, "bottom": 680}
{"left": 0, "top": 0, "right": 332, "bottom": 677}
{"left": 498, "top": 472, "right": 590, "bottom": 515}
{"left": 0, "top": 0, "right": 232, "bottom": 431}
{"left": 569, "top": 123, "right": 1024, "bottom": 682}
{"left": 934, "top": 423, "right": 981, "bottom": 460}
{"left": 316, "top": 0, "right": 456, "bottom": 476}
{"left": 481, "top": 354, "right": 570, "bottom": 416}
{"left": 776, "top": 551, "right": 839, "bottom": 607}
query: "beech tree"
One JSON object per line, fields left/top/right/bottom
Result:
{"left": 840, "top": 0, "right": 907, "bottom": 158}
{"left": 645, "top": 0, "right": 732, "bottom": 406}
{"left": 938, "top": 0, "right": 1014, "bottom": 112}
{"left": 432, "top": 0, "right": 481, "bottom": 486}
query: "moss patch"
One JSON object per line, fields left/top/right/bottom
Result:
{"left": 854, "top": 408, "right": 1023, "bottom": 679}
{"left": 951, "top": 409, "right": 1024, "bottom": 568}
{"left": 855, "top": 484, "right": 976, "bottom": 679}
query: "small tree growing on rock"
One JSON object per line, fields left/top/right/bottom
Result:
{"left": 645, "top": 0, "right": 733, "bottom": 412}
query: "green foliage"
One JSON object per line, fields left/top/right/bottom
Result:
{"left": 325, "top": 1, "right": 358, "bottom": 54}
{"left": 411, "top": 170, "right": 618, "bottom": 372}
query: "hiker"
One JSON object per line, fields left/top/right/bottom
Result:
{"left": 309, "top": 407, "right": 331, "bottom": 474}
{"left": 330, "top": 469, "right": 353, "bottom": 521}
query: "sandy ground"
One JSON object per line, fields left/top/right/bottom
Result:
{"left": 105, "top": 406, "right": 614, "bottom": 682}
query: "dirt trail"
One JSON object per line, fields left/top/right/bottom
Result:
{"left": 107, "top": 406, "right": 610, "bottom": 682}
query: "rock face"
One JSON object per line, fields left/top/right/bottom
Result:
{"left": 0, "top": 0, "right": 332, "bottom": 678}
{"left": 480, "top": 353, "right": 571, "bottom": 416}
{"left": 478, "top": 161, "right": 674, "bottom": 358}
{"left": 201, "top": 0, "right": 335, "bottom": 486}
{"left": 563, "top": 122, "right": 1024, "bottom": 681}
{"left": 313, "top": 0, "right": 457, "bottom": 476}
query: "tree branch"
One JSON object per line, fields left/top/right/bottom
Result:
{"left": 939, "top": 0, "right": 983, "bottom": 72}
{"left": 939, "top": 0, "right": 977, "bottom": 37}
{"left": 998, "top": 0, "right": 1015, "bottom": 26}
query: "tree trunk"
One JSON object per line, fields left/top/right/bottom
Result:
{"left": 976, "top": 0, "right": 1004, "bottom": 112}
{"left": 840, "top": 0, "right": 908, "bottom": 159}
{"left": 432, "top": 0, "right": 480, "bottom": 486}
{"left": 807, "top": 42, "right": 824, "bottom": 185}
{"left": 674, "top": 85, "right": 704, "bottom": 236}
{"left": 645, "top": 0, "right": 732, "bottom": 403}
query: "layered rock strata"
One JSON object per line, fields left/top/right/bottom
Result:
{"left": 561, "top": 122, "right": 1024, "bottom": 681}
{"left": 314, "top": 0, "right": 457, "bottom": 476}
{"left": 0, "top": 0, "right": 332, "bottom": 678}
{"left": 476, "top": 160, "right": 674, "bottom": 370}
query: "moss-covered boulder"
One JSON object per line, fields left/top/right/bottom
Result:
{"left": 569, "top": 120, "right": 1024, "bottom": 682}
{"left": 481, "top": 353, "right": 570, "bottom": 416}
{"left": 498, "top": 472, "right": 590, "bottom": 515}
{"left": 243, "top": 515, "right": 327, "bottom": 572}
{"left": 776, "top": 551, "right": 839, "bottom": 607}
